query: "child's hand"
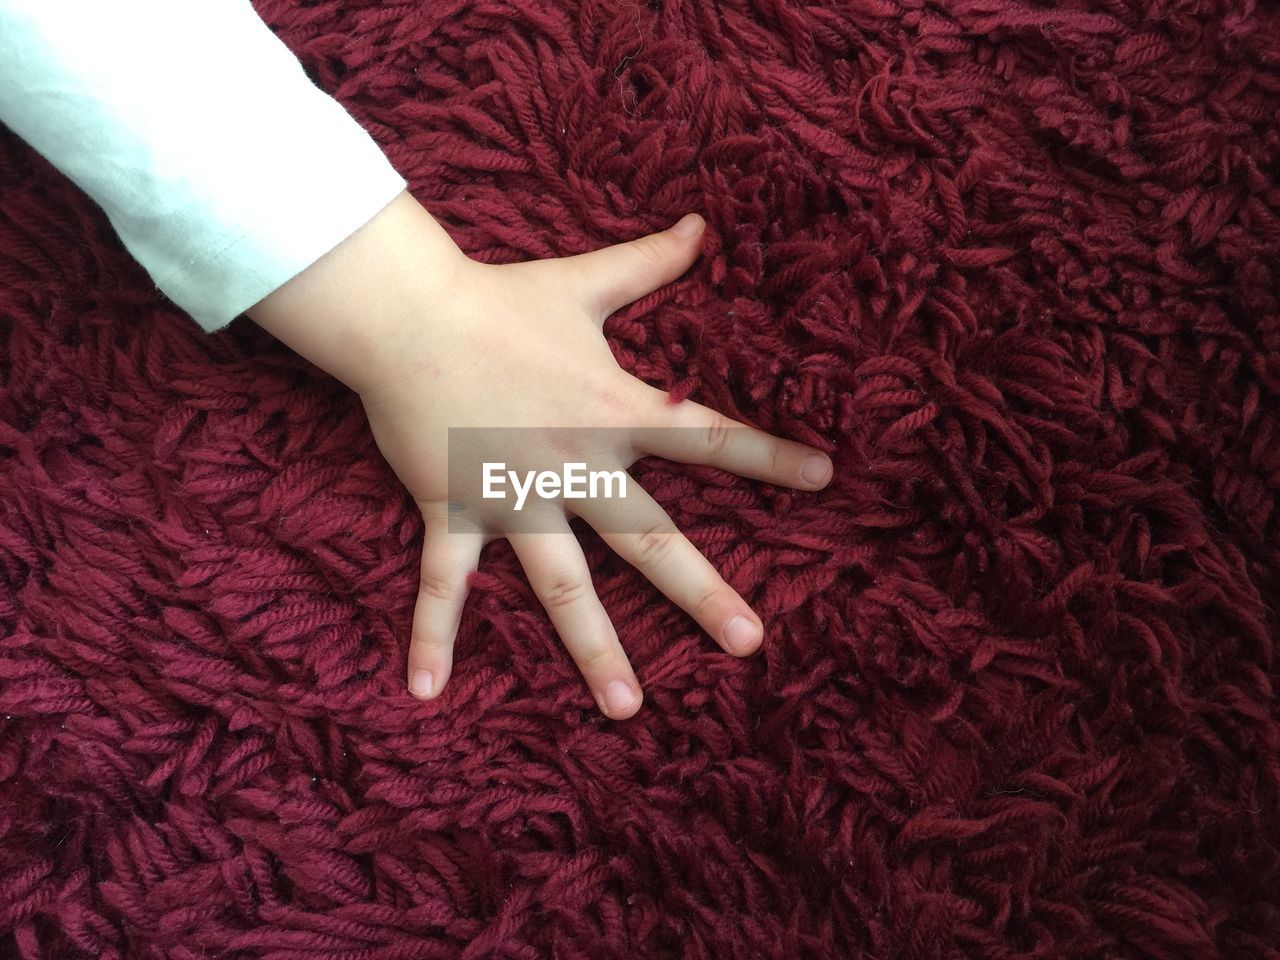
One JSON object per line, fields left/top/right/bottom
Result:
{"left": 248, "top": 192, "right": 832, "bottom": 719}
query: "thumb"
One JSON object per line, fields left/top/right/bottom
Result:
{"left": 564, "top": 213, "right": 706, "bottom": 324}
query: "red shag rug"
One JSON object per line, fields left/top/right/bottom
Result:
{"left": 3, "top": 0, "right": 1280, "bottom": 957}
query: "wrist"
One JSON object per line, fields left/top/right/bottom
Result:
{"left": 245, "top": 190, "right": 467, "bottom": 396}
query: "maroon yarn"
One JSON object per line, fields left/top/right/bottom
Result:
{"left": 3, "top": 0, "right": 1280, "bottom": 956}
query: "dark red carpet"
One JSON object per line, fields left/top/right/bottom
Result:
{"left": 3, "top": 0, "right": 1280, "bottom": 956}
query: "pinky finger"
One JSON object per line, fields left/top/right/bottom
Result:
{"left": 406, "top": 506, "right": 484, "bottom": 700}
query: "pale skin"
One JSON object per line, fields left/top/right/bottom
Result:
{"left": 246, "top": 190, "right": 833, "bottom": 719}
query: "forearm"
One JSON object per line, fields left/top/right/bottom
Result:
{"left": 245, "top": 190, "right": 468, "bottom": 396}
{"left": 0, "top": 0, "right": 413, "bottom": 335}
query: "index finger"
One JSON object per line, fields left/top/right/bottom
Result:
{"left": 629, "top": 385, "right": 832, "bottom": 490}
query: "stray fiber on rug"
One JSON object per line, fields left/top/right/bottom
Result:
{"left": 2, "top": 0, "right": 1279, "bottom": 957}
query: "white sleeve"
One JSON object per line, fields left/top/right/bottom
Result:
{"left": 0, "top": 0, "right": 408, "bottom": 333}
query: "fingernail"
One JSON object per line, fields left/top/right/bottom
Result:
{"left": 723, "top": 615, "right": 760, "bottom": 654}
{"left": 671, "top": 213, "right": 704, "bottom": 238}
{"left": 602, "top": 680, "right": 638, "bottom": 715}
{"left": 409, "top": 670, "right": 434, "bottom": 698}
{"left": 800, "top": 454, "right": 832, "bottom": 488}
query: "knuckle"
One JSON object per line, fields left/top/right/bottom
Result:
{"left": 693, "top": 586, "right": 722, "bottom": 618}
{"left": 579, "top": 641, "right": 616, "bottom": 673}
{"left": 419, "top": 570, "right": 458, "bottom": 603}
{"left": 542, "top": 573, "right": 589, "bottom": 610}
{"left": 633, "top": 236, "right": 666, "bottom": 266}
{"left": 769, "top": 440, "right": 786, "bottom": 477}
{"left": 411, "top": 632, "right": 451, "bottom": 655}
{"left": 633, "top": 522, "right": 677, "bottom": 566}
{"left": 705, "top": 417, "right": 734, "bottom": 456}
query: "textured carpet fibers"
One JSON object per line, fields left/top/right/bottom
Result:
{"left": 2, "top": 0, "right": 1280, "bottom": 957}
